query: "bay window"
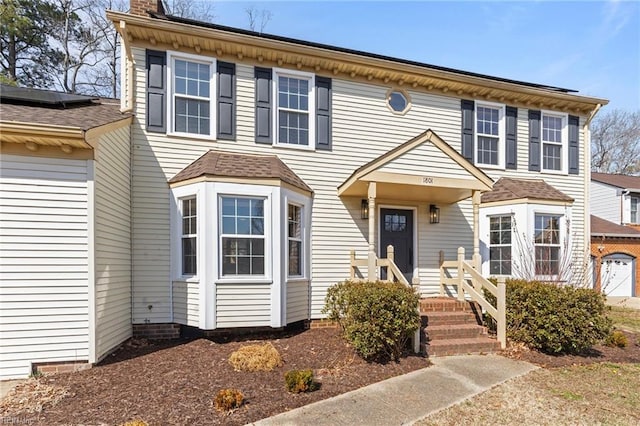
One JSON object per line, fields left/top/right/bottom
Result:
{"left": 181, "top": 197, "right": 197, "bottom": 276}
{"left": 489, "top": 215, "right": 512, "bottom": 275}
{"left": 534, "top": 214, "right": 561, "bottom": 275}
{"left": 288, "top": 204, "right": 303, "bottom": 276}
{"left": 220, "top": 197, "right": 265, "bottom": 276}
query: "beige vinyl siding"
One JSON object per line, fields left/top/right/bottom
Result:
{"left": 0, "top": 155, "right": 89, "bottom": 379}
{"left": 216, "top": 284, "right": 271, "bottom": 328}
{"left": 378, "top": 142, "right": 475, "bottom": 180}
{"left": 129, "top": 47, "right": 589, "bottom": 321}
{"left": 286, "top": 281, "right": 310, "bottom": 323}
{"left": 590, "top": 181, "right": 620, "bottom": 223}
{"left": 94, "top": 126, "right": 132, "bottom": 361}
{"left": 172, "top": 280, "right": 199, "bottom": 327}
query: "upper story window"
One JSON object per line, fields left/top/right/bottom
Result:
{"left": 181, "top": 197, "right": 197, "bottom": 276}
{"left": 489, "top": 215, "right": 512, "bottom": 275}
{"left": 386, "top": 89, "right": 411, "bottom": 115}
{"left": 220, "top": 196, "right": 265, "bottom": 276}
{"left": 168, "top": 52, "right": 215, "bottom": 137}
{"left": 541, "top": 112, "right": 567, "bottom": 173}
{"left": 475, "top": 102, "right": 505, "bottom": 168}
{"left": 631, "top": 196, "right": 639, "bottom": 223}
{"left": 534, "top": 213, "right": 561, "bottom": 276}
{"left": 275, "top": 69, "right": 315, "bottom": 148}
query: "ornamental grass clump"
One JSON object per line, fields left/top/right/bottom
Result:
{"left": 485, "top": 279, "right": 612, "bottom": 354}
{"left": 322, "top": 279, "right": 420, "bottom": 361}
{"left": 228, "top": 342, "right": 283, "bottom": 372}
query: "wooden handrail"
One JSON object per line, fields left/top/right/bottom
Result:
{"left": 439, "top": 247, "right": 507, "bottom": 349}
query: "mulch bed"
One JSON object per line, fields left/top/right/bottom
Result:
{"left": 0, "top": 327, "right": 430, "bottom": 426}
{"left": 502, "top": 330, "right": 640, "bottom": 368}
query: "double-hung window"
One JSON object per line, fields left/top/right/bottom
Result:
{"left": 169, "top": 53, "right": 215, "bottom": 136}
{"left": 288, "top": 204, "right": 303, "bottom": 277}
{"left": 275, "top": 69, "right": 314, "bottom": 147}
{"left": 489, "top": 216, "right": 512, "bottom": 275}
{"left": 220, "top": 197, "right": 265, "bottom": 276}
{"left": 631, "top": 196, "right": 639, "bottom": 223}
{"left": 181, "top": 197, "right": 197, "bottom": 276}
{"left": 534, "top": 214, "right": 561, "bottom": 275}
{"left": 541, "top": 113, "right": 566, "bottom": 172}
{"left": 475, "top": 103, "right": 504, "bottom": 168}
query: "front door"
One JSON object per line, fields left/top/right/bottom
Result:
{"left": 380, "top": 208, "right": 414, "bottom": 279}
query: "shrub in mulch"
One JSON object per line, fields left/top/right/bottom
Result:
{"left": 486, "top": 279, "right": 612, "bottom": 354}
{"left": 228, "top": 342, "right": 283, "bottom": 372}
{"left": 604, "top": 330, "right": 629, "bottom": 348}
{"left": 284, "top": 369, "right": 317, "bottom": 393}
{"left": 120, "top": 420, "right": 149, "bottom": 426}
{"left": 214, "top": 388, "right": 244, "bottom": 412}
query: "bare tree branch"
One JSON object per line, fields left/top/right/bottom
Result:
{"left": 591, "top": 109, "right": 640, "bottom": 175}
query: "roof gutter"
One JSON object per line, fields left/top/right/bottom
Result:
{"left": 592, "top": 232, "right": 640, "bottom": 239}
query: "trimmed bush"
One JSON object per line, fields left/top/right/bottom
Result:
{"left": 228, "top": 342, "right": 283, "bottom": 372}
{"left": 322, "top": 280, "right": 420, "bottom": 361}
{"left": 604, "top": 330, "right": 628, "bottom": 348}
{"left": 486, "top": 279, "right": 612, "bottom": 354}
{"left": 284, "top": 369, "right": 316, "bottom": 393}
{"left": 214, "top": 388, "right": 244, "bottom": 412}
{"left": 121, "top": 421, "right": 148, "bottom": 426}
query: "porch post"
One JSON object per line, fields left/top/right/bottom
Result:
{"left": 472, "top": 190, "right": 482, "bottom": 272}
{"left": 367, "top": 182, "right": 377, "bottom": 281}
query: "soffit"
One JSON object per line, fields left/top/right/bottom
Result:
{"left": 108, "top": 11, "right": 607, "bottom": 115}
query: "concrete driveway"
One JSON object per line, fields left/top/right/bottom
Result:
{"left": 606, "top": 296, "right": 640, "bottom": 310}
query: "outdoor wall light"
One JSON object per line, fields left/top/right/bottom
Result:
{"left": 361, "top": 199, "right": 369, "bottom": 220}
{"left": 429, "top": 204, "right": 440, "bottom": 224}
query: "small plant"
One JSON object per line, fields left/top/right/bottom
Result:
{"left": 214, "top": 388, "right": 244, "bottom": 412}
{"left": 284, "top": 369, "right": 316, "bottom": 393}
{"left": 121, "top": 421, "right": 148, "bottom": 426}
{"left": 604, "top": 330, "right": 628, "bottom": 348}
{"left": 228, "top": 342, "right": 283, "bottom": 372}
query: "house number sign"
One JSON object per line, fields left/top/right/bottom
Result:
{"left": 422, "top": 177, "right": 434, "bottom": 184}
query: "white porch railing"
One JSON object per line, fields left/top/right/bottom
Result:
{"left": 350, "top": 245, "right": 420, "bottom": 353}
{"left": 440, "top": 247, "right": 507, "bottom": 349}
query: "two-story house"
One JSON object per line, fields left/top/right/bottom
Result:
{"left": 0, "top": 0, "right": 607, "bottom": 379}
{"left": 591, "top": 173, "right": 640, "bottom": 297}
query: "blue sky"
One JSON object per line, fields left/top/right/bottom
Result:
{"left": 210, "top": 1, "right": 640, "bottom": 111}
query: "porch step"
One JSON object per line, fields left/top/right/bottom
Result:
{"left": 419, "top": 297, "right": 481, "bottom": 313}
{"left": 422, "top": 337, "right": 502, "bottom": 357}
{"left": 422, "top": 311, "right": 481, "bottom": 326}
{"left": 426, "top": 324, "right": 487, "bottom": 340}
{"left": 420, "top": 297, "right": 500, "bottom": 357}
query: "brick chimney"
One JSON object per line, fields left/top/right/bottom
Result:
{"left": 130, "top": 0, "right": 162, "bottom": 16}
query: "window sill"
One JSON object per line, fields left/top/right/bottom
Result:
{"left": 215, "top": 278, "right": 273, "bottom": 285}
{"left": 540, "top": 169, "right": 568, "bottom": 176}
{"left": 273, "top": 142, "right": 315, "bottom": 152}
{"left": 173, "top": 276, "right": 200, "bottom": 284}
{"left": 167, "top": 131, "right": 216, "bottom": 142}
{"left": 286, "top": 277, "right": 309, "bottom": 283}
{"left": 476, "top": 163, "right": 504, "bottom": 171}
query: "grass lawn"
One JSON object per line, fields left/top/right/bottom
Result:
{"left": 419, "top": 363, "right": 640, "bottom": 425}
{"left": 418, "top": 305, "right": 640, "bottom": 425}
{"left": 608, "top": 306, "right": 640, "bottom": 333}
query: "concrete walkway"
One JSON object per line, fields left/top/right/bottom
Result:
{"left": 253, "top": 354, "right": 537, "bottom": 426}
{"left": 0, "top": 380, "right": 24, "bottom": 400}
{"left": 606, "top": 296, "right": 640, "bottom": 310}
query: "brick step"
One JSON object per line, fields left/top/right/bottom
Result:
{"left": 421, "top": 311, "right": 481, "bottom": 327}
{"left": 423, "top": 337, "right": 501, "bottom": 357}
{"left": 420, "top": 297, "right": 480, "bottom": 313}
{"left": 425, "top": 323, "right": 487, "bottom": 340}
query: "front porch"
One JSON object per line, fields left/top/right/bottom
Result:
{"left": 339, "top": 130, "right": 506, "bottom": 354}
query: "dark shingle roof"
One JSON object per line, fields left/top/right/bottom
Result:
{"left": 591, "top": 215, "right": 640, "bottom": 238}
{"left": 592, "top": 173, "right": 640, "bottom": 190}
{"left": 169, "top": 150, "right": 312, "bottom": 193}
{"left": 0, "top": 86, "right": 129, "bottom": 130}
{"left": 481, "top": 177, "right": 574, "bottom": 204}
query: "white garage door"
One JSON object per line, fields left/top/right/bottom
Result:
{"left": 601, "top": 254, "right": 635, "bottom": 297}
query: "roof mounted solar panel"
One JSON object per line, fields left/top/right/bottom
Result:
{"left": 0, "top": 84, "right": 98, "bottom": 107}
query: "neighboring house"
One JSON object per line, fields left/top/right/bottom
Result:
{"left": 591, "top": 173, "right": 640, "bottom": 297}
{"left": 0, "top": 0, "right": 607, "bottom": 379}
{"left": 0, "top": 85, "right": 132, "bottom": 379}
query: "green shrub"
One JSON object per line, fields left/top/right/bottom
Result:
{"left": 214, "top": 388, "right": 244, "bottom": 412}
{"left": 604, "top": 330, "right": 628, "bottom": 348}
{"left": 322, "top": 280, "right": 420, "bottom": 361}
{"left": 485, "top": 279, "right": 612, "bottom": 354}
{"left": 284, "top": 369, "right": 316, "bottom": 393}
